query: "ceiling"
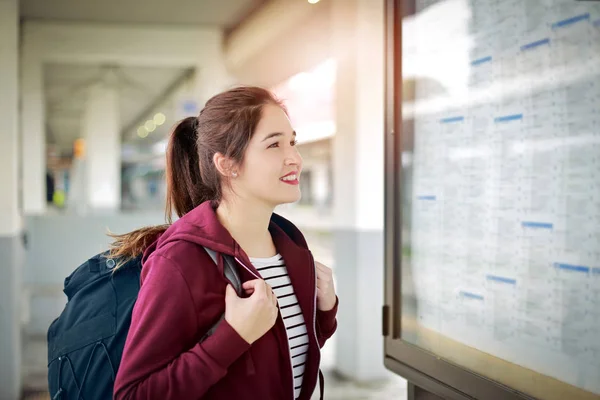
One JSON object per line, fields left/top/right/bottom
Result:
{"left": 44, "top": 64, "right": 191, "bottom": 154}
{"left": 22, "top": 0, "right": 268, "bottom": 156}
{"left": 20, "top": 0, "right": 266, "bottom": 30}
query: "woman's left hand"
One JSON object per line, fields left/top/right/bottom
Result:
{"left": 315, "top": 261, "right": 337, "bottom": 311}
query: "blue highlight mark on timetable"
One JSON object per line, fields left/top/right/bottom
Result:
{"left": 486, "top": 275, "right": 517, "bottom": 285}
{"left": 551, "top": 13, "right": 590, "bottom": 29}
{"left": 554, "top": 263, "right": 590, "bottom": 274}
{"left": 521, "top": 221, "right": 553, "bottom": 230}
{"left": 440, "top": 116, "right": 464, "bottom": 124}
{"left": 417, "top": 195, "right": 436, "bottom": 201}
{"left": 471, "top": 56, "right": 492, "bottom": 66}
{"left": 494, "top": 114, "right": 523, "bottom": 123}
{"left": 520, "top": 38, "right": 550, "bottom": 51}
{"left": 460, "top": 291, "right": 484, "bottom": 301}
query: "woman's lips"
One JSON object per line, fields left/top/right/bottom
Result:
{"left": 280, "top": 173, "right": 299, "bottom": 185}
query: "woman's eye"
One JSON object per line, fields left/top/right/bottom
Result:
{"left": 268, "top": 139, "right": 297, "bottom": 149}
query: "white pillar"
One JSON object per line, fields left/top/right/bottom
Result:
{"left": 0, "top": 0, "right": 20, "bottom": 233}
{"left": 83, "top": 84, "right": 121, "bottom": 211}
{"left": 311, "top": 162, "right": 329, "bottom": 210}
{"left": 331, "top": 0, "right": 388, "bottom": 381}
{"left": 0, "top": 1, "right": 23, "bottom": 398}
{"left": 21, "top": 51, "right": 46, "bottom": 214}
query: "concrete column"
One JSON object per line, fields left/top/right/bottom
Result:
{"left": 0, "top": 0, "right": 24, "bottom": 398}
{"left": 83, "top": 84, "right": 121, "bottom": 211}
{"left": 331, "top": 0, "right": 388, "bottom": 381}
{"left": 311, "top": 162, "right": 329, "bottom": 210}
{"left": 21, "top": 49, "right": 46, "bottom": 215}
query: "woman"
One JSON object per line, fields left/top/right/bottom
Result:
{"left": 111, "top": 86, "right": 339, "bottom": 400}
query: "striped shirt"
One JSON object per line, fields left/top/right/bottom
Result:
{"left": 250, "top": 254, "right": 308, "bottom": 400}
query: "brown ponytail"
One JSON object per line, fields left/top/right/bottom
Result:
{"left": 108, "top": 86, "right": 285, "bottom": 269}
{"left": 165, "top": 116, "right": 209, "bottom": 221}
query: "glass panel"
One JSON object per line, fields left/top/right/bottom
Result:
{"left": 399, "top": 0, "right": 600, "bottom": 398}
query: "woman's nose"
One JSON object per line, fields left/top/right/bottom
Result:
{"left": 285, "top": 147, "right": 302, "bottom": 166}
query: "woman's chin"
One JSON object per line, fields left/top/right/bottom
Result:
{"left": 272, "top": 190, "right": 302, "bottom": 206}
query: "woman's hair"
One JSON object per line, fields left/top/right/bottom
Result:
{"left": 108, "top": 86, "right": 286, "bottom": 268}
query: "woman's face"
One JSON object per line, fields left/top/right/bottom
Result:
{"left": 233, "top": 104, "right": 303, "bottom": 208}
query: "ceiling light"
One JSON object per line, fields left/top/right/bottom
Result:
{"left": 137, "top": 126, "right": 149, "bottom": 138}
{"left": 308, "top": 0, "right": 320, "bottom": 3}
{"left": 153, "top": 112, "right": 166, "bottom": 126}
{"left": 145, "top": 120, "right": 156, "bottom": 132}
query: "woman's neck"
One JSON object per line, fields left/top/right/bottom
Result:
{"left": 216, "top": 198, "right": 277, "bottom": 258}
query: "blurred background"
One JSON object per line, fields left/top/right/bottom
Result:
{"left": 1, "top": 0, "right": 403, "bottom": 399}
{"left": 2, "top": 0, "right": 600, "bottom": 399}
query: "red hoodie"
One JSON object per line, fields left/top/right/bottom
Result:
{"left": 113, "top": 201, "right": 338, "bottom": 400}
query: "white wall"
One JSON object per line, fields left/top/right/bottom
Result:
{"left": 0, "top": 0, "right": 21, "bottom": 236}
{"left": 0, "top": 1, "right": 23, "bottom": 398}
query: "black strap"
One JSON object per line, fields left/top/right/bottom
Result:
{"left": 202, "top": 247, "right": 241, "bottom": 293}
{"left": 319, "top": 369, "right": 325, "bottom": 400}
{"left": 76, "top": 342, "right": 115, "bottom": 400}
{"left": 54, "top": 355, "right": 82, "bottom": 400}
{"left": 223, "top": 254, "right": 242, "bottom": 294}
{"left": 200, "top": 247, "right": 241, "bottom": 342}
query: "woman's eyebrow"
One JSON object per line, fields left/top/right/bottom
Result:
{"left": 261, "top": 131, "right": 296, "bottom": 142}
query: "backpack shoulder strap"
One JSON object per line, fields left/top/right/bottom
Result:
{"left": 203, "top": 247, "right": 242, "bottom": 294}
{"left": 223, "top": 255, "right": 242, "bottom": 294}
{"left": 200, "top": 247, "right": 242, "bottom": 342}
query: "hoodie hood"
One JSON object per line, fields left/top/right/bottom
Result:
{"left": 142, "top": 201, "right": 309, "bottom": 265}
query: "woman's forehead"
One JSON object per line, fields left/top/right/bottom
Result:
{"left": 255, "top": 105, "right": 294, "bottom": 136}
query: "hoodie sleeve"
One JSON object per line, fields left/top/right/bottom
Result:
{"left": 316, "top": 296, "right": 339, "bottom": 348}
{"left": 113, "top": 254, "right": 250, "bottom": 400}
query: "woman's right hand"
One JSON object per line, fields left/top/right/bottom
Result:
{"left": 225, "top": 279, "right": 279, "bottom": 344}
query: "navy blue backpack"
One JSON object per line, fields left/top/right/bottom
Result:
{"left": 47, "top": 248, "right": 240, "bottom": 400}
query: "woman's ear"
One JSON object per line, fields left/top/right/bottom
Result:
{"left": 213, "top": 152, "right": 237, "bottom": 178}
